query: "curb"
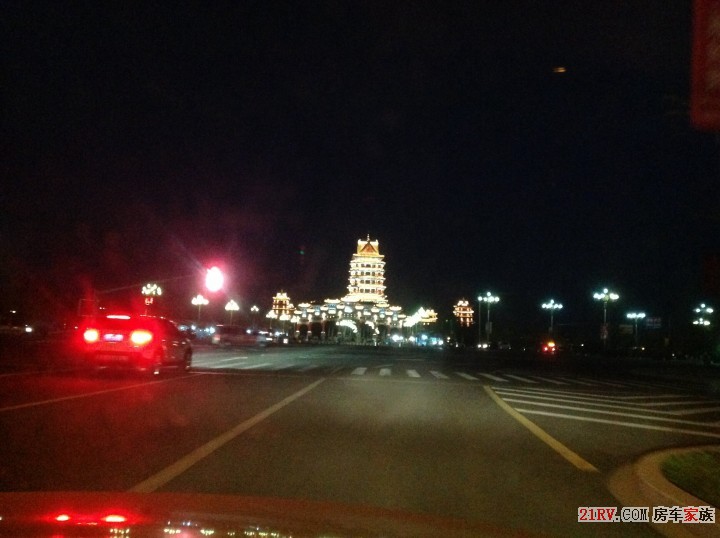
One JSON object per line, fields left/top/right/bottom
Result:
{"left": 609, "top": 446, "right": 719, "bottom": 538}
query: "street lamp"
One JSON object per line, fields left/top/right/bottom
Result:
{"left": 693, "top": 303, "right": 713, "bottom": 326}
{"left": 250, "top": 305, "right": 259, "bottom": 329}
{"left": 626, "top": 312, "right": 646, "bottom": 347}
{"left": 191, "top": 294, "right": 209, "bottom": 321}
{"left": 266, "top": 310, "right": 277, "bottom": 330}
{"left": 480, "top": 292, "right": 500, "bottom": 344}
{"left": 593, "top": 288, "right": 619, "bottom": 347}
{"left": 476, "top": 295, "right": 483, "bottom": 346}
{"left": 541, "top": 299, "right": 563, "bottom": 333}
{"left": 225, "top": 300, "right": 239, "bottom": 325}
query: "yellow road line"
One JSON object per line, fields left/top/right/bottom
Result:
{"left": 129, "top": 378, "right": 326, "bottom": 492}
{"left": 484, "top": 385, "right": 598, "bottom": 472}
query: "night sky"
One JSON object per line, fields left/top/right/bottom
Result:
{"left": 2, "top": 1, "right": 719, "bottom": 330}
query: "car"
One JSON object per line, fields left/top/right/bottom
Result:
{"left": 539, "top": 340, "right": 558, "bottom": 356}
{"left": 211, "top": 325, "right": 270, "bottom": 346}
{"left": 80, "top": 314, "right": 192, "bottom": 375}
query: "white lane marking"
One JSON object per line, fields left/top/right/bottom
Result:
{"left": 406, "top": 369, "right": 421, "bottom": 378}
{"left": 478, "top": 373, "right": 507, "bottom": 382}
{"left": 379, "top": 368, "right": 392, "bottom": 376}
{"left": 493, "top": 392, "right": 680, "bottom": 414}
{"left": 531, "top": 376, "right": 568, "bottom": 385}
{"left": 491, "top": 386, "right": 688, "bottom": 401}
{"left": 639, "top": 400, "right": 720, "bottom": 407}
{"left": 0, "top": 374, "right": 205, "bottom": 413}
{"left": 517, "top": 409, "right": 720, "bottom": 439}
{"left": 455, "top": 372, "right": 478, "bottom": 381}
{"left": 430, "top": 371, "right": 449, "bottom": 379}
{"left": 672, "top": 406, "right": 720, "bottom": 416}
{"left": 505, "top": 374, "right": 537, "bottom": 384}
{"left": 351, "top": 367, "right": 367, "bottom": 375}
{"left": 577, "top": 378, "right": 627, "bottom": 387}
{"left": 501, "top": 399, "right": 720, "bottom": 426}
{"left": 240, "top": 363, "right": 272, "bottom": 370}
{"left": 556, "top": 378, "right": 599, "bottom": 386}
{"left": 129, "top": 378, "right": 326, "bottom": 492}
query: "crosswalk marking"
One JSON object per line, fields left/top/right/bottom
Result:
{"left": 556, "top": 377, "right": 598, "bottom": 386}
{"left": 577, "top": 378, "right": 627, "bottom": 387}
{"left": 478, "top": 373, "right": 508, "bottom": 382}
{"left": 240, "top": 363, "right": 272, "bottom": 370}
{"left": 190, "top": 361, "right": 707, "bottom": 393}
{"left": 505, "top": 374, "right": 537, "bottom": 383}
{"left": 531, "top": 376, "right": 568, "bottom": 385}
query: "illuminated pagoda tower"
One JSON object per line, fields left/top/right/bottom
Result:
{"left": 342, "top": 236, "right": 386, "bottom": 304}
{"left": 453, "top": 299, "right": 474, "bottom": 327}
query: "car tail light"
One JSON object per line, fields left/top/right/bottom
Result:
{"left": 130, "top": 330, "right": 153, "bottom": 346}
{"left": 83, "top": 329, "right": 100, "bottom": 343}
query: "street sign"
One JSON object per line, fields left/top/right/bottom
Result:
{"left": 691, "top": 0, "right": 720, "bottom": 130}
{"left": 646, "top": 317, "right": 662, "bottom": 329}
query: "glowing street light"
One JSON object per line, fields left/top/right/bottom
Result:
{"left": 626, "top": 312, "right": 646, "bottom": 346}
{"left": 693, "top": 303, "right": 713, "bottom": 326}
{"left": 593, "top": 288, "right": 619, "bottom": 346}
{"left": 225, "top": 300, "right": 239, "bottom": 325}
{"left": 250, "top": 305, "right": 259, "bottom": 329}
{"left": 192, "top": 294, "right": 209, "bottom": 321}
{"left": 541, "top": 299, "right": 563, "bottom": 333}
{"left": 478, "top": 292, "right": 500, "bottom": 344}
{"left": 205, "top": 266, "right": 224, "bottom": 293}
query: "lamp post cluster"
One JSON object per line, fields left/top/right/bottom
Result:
{"left": 477, "top": 292, "right": 500, "bottom": 346}
{"left": 693, "top": 303, "right": 713, "bottom": 326}
{"left": 593, "top": 288, "right": 620, "bottom": 347}
{"left": 541, "top": 299, "right": 563, "bottom": 333}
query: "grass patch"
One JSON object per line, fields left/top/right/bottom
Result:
{"left": 661, "top": 449, "right": 720, "bottom": 508}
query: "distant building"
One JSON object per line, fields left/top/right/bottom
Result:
{"left": 269, "top": 236, "right": 439, "bottom": 343}
{"left": 342, "top": 236, "right": 387, "bottom": 304}
{"left": 453, "top": 300, "right": 474, "bottom": 327}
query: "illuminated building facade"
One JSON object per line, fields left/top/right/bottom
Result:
{"left": 453, "top": 300, "right": 474, "bottom": 327}
{"left": 343, "top": 236, "right": 386, "bottom": 303}
{"left": 272, "top": 292, "right": 293, "bottom": 317}
{"left": 268, "top": 236, "right": 439, "bottom": 343}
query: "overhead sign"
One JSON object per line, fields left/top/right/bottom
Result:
{"left": 691, "top": 0, "right": 720, "bottom": 130}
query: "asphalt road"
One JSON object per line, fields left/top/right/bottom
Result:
{"left": 1, "top": 344, "right": 718, "bottom": 536}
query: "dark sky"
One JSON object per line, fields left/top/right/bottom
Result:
{"left": 2, "top": 1, "right": 719, "bottom": 328}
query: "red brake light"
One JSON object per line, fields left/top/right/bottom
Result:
{"left": 130, "top": 330, "right": 153, "bottom": 345}
{"left": 83, "top": 329, "right": 100, "bottom": 343}
{"left": 102, "top": 514, "right": 127, "bottom": 523}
